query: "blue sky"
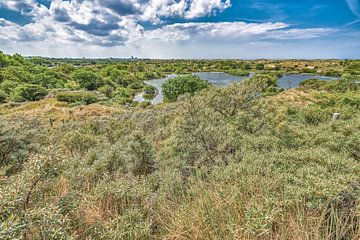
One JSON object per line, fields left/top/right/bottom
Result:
{"left": 0, "top": 0, "right": 359, "bottom": 58}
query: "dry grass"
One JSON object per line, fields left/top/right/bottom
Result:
{"left": 271, "top": 89, "right": 320, "bottom": 107}
{"left": 0, "top": 98, "right": 120, "bottom": 125}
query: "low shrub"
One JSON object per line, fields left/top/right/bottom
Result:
{"left": 10, "top": 84, "right": 48, "bottom": 102}
{"left": 56, "top": 91, "right": 98, "bottom": 105}
{"left": 299, "top": 78, "right": 328, "bottom": 90}
{"left": 0, "top": 90, "right": 6, "bottom": 102}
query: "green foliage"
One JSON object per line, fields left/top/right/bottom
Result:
{"left": 256, "top": 63, "right": 265, "bottom": 70}
{"left": 0, "top": 90, "right": 6, "bottom": 102}
{"left": 72, "top": 69, "right": 98, "bottom": 90}
{"left": 0, "top": 80, "right": 20, "bottom": 95}
{"left": 162, "top": 75, "right": 209, "bottom": 102}
{"left": 64, "top": 80, "right": 81, "bottom": 90}
{"left": 226, "top": 69, "right": 249, "bottom": 76}
{"left": 299, "top": 78, "right": 328, "bottom": 90}
{"left": 0, "top": 119, "right": 41, "bottom": 174}
{"left": 10, "top": 84, "right": 48, "bottom": 102}
{"left": 56, "top": 91, "right": 98, "bottom": 105}
{"left": 98, "top": 84, "right": 114, "bottom": 98}
{"left": 126, "top": 133, "right": 156, "bottom": 176}
{"left": 2, "top": 55, "right": 360, "bottom": 239}
{"left": 143, "top": 85, "right": 157, "bottom": 100}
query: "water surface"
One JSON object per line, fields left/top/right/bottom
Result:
{"left": 278, "top": 74, "right": 338, "bottom": 89}
{"left": 134, "top": 73, "right": 338, "bottom": 104}
{"left": 135, "top": 72, "right": 250, "bottom": 104}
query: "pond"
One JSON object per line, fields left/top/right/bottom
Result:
{"left": 134, "top": 73, "right": 338, "bottom": 104}
{"left": 278, "top": 74, "right": 338, "bottom": 89}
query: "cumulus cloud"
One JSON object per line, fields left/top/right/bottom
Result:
{"left": 0, "top": 0, "right": 338, "bottom": 57}
{"left": 0, "top": 0, "right": 35, "bottom": 13}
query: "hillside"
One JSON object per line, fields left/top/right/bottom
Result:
{"left": 1, "top": 53, "right": 360, "bottom": 239}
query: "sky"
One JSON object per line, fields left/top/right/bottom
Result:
{"left": 0, "top": 0, "right": 360, "bottom": 59}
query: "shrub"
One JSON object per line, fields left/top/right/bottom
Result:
{"left": 0, "top": 80, "right": 19, "bottom": 94}
{"left": 72, "top": 69, "right": 98, "bottom": 90}
{"left": 56, "top": 91, "right": 98, "bottom": 105}
{"left": 10, "top": 84, "right": 48, "bottom": 102}
{"left": 256, "top": 63, "right": 265, "bottom": 70}
{"left": 162, "top": 75, "right": 209, "bottom": 102}
{"left": 0, "top": 90, "right": 6, "bottom": 102}
{"left": 0, "top": 119, "right": 41, "bottom": 174}
{"left": 64, "top": 81, "right": 81, "bottom": 90}
{"left": 299, "top": 79, "right": 328, "bottom": 90}
{"left": 143, "top": 85, "right": 157, "bottom": 100}
{"left": 226, "top": 69, "right": 249, "bottom": 76}
{"left": 263, "top": 86, "right": 282, "bottom": 96}
{"left": 98, "top": 85, "right": 114, "bottom": 98}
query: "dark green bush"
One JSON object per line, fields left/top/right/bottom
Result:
{"left": 0, "top": 90, "right": 6, "bottom": 102}
{"left": 72, "top": 69, "right": 98, "bottom": 90}
{"left": 143, "top": 85, "right": 157, "bottom": 100}
{"left": 162, "top": 75, "right": 209, "bottom": 102}
{"left": 56, "top": 91, "right": 98, "bottom": 105}
{"left": 10, "top": 84, "right": 48, "bottom": 102}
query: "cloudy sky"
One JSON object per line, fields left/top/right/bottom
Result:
{"left": 0, "top": 0, "right": 360, "bottom": 58}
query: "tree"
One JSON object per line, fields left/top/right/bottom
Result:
{"left": 162, "top": 75, "right": 209, "bottom": 102}
{"left": 10, "top": 84, "right": 48, "bottom": 102}
{"left": 72, "top": 69, "right": 98, "bottom": 90}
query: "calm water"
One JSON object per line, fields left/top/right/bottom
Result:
{"left": 278, "top": 74, "right": 338, "bottom": 89}
{"left": 134, "top": 73, "right": 338, "bottom": 104}
{"left": 134, "top": 72, "right": 251, "bottom": 104}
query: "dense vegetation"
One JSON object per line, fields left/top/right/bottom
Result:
{"left": 162, "top": 75, "right": 210, "bottom": 102}
{"left": 1, "top": 51, "right": 360, "bottom": 239}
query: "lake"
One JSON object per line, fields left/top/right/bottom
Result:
{"left": 134, "top": 72, "right": 338, "bottom": 104}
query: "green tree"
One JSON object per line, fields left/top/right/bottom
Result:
{"left": 162, "top": 75, "right": 209, "bottom": 102}
{"left": 72, "top": 69, "right": 98, "bottom": 90}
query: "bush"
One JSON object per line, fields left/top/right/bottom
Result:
{"left": 56, "top": 91, "right": 98, "bottom": 105}
{"left": 143, "top": 85, "right": 157, "bottom": 100}
{"left": 226, "top": 69, "right": 249, "bottom": 76}
{"left": 162, "top": 75, "right": 209, "bottom": 102}
{"left": 0, "top": 80, "right": 19, "bottom": 94}
{"left": 299, "top": 79, "right": 328, "bottom": 90}
{"left": 256, "top": 63, "right": 265, "bottom": 70}
{"left": 98, "top": 85, "right": 114, "bottom": 98}
{"left": 0, "top": 119, "right": 41, "bottom": 174}
{"left": 0, "top": 90, "right": 6, "bottom": 102}
{"left": 72, "top": 69, "right": 98, "bottom": 90}
{"left": 263, "top": 85, "right": 282, "bottom": 96}
{"left": 10, "top": 84, "right": 48, "bottom": 102}
{"left": 64, "top": 81, "right": 81, "bottom": 90}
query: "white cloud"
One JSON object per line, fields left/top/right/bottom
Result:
{"left": 141, "top": 22, "right": 334, "bottom": 43}
{"left": 186, "top": 0, "right": 231, "bottom": 18}
{"left": 0, "top": 0, "right": 343, "bottom": 58}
